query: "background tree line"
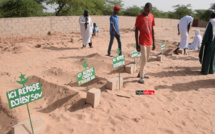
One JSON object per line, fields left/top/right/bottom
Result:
{"left": 0, "top": 0, "right": 214, "bottom": 21}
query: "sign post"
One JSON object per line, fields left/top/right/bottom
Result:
{"left": 161, "top": 40, "right": 165, "bottom": 55}
{"left": 131, "top": 44, "right": 141, "bottom": 72}
{"left": 77, "top": 61, "right": 96, "bottom": 91}
{"left": 6, "top": 74, "right": 43, "bottom": 134}
{"left": 113, "top": 49, "right": 125, "bottom": 89}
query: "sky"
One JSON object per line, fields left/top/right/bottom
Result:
{"left": 44, "top": 0, "right": 215, "bottom": 13}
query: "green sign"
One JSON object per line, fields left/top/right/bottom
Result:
{"left": 77, "top": 67, "right": 95, "bottom": 86}
{"left": 161, "top": 41, "right": 165, "bottom": 51}
{"left": 6, "top": 82, "right": 42, "bottom": 109}
{"left": 113, "top": 55, "right": 125, "bottom": 68}
{"left": 131, "top": 49, "right": 141, "bottom": 58}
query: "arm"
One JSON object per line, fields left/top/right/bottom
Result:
{"left": 152, "top": 27, "right": 155, "bottom": 50}
{"left": 177, "top": 24, "right": 180, "bottom": 35}
{"left": 187, "top": 22, "right": 191, "bottom": 34}
{"left": 111, "top": 24, "right": 120, "bottom": 37}
{"left": 135, "top": 27, "right": 140, "bottom": 52}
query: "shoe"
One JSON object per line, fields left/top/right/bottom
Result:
{"left": 137, "top": 73, "right": 149, "bottom": 79}
{"left": 81, "top": 46, "right": 86, "bottom": 49}
{"left": 107, "top": 54, "right": 113, "bottom": 57}
{"left": 138, "top": 78, "right": 144, "bottom": 84}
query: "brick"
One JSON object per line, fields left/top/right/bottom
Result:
{"left": 106, "top": 77, "right": 123, "bottom": 91}
{"left": 125, "top": 64, "right": 136, "bottom": 74}
{"left": 12, "top": 116, "right": 46, "bottom": 134}
{"left": 157, "top": 55, "right": 165, "bottom": 62}
{"left": 86, "top": 88, "right": 101, "bottom": 108}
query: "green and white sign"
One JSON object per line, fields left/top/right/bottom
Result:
{"left": 77, "top": 67, "right": 95, "bottom": 86}
{"left": 113, "top": 55, "right": 125, "bottom": 68}
{"left": 131, "top": 49, "right": 141, "bottom": 58}
{"left": 6, "top": 83, "right": 42, "bottom": 109}
{"left": 161, "top": 42, "right": 165, "bottom": 51}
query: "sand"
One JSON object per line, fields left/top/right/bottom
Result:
{"left": 0, "top": 25, "right": 215, "bottom": 134}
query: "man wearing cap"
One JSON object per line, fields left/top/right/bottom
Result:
{"left": 135, "top": 2, "right": 155, "bottom": 84}
{"left": 79, "top": 9, "right": 93, "bottom": 48}
{"left": 107, "top": 5, "right": 122, "bottom": 56}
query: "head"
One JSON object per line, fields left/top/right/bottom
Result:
{"left": 143, "top": 2, "right": 152, "bottom": 16}
{"left": 84, "top": 9, "right": 89, "bottom": 17}
{"left": 195, "top": 29, "right": 200, "bottom": 36}
{"left": 211, "top": 12, "right": 215, "bottom": 19}
{"left": 93, "top": 23, "right": 96, "bottom": 27}
{"left": 113, "top": 5, "right": 121, "bottom": 15}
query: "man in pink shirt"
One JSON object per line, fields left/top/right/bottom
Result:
{"left": 135, "top": 2, "right": 155, "bottom": 84}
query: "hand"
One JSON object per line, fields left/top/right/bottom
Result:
{"left": 136, "top": 44, "right": 140, "bottom": 52}
{"left": 152, "top": 44, "right": 155, "bottom": 50}
{"left": 178, "top": 32, "right": 180, "bottom": 35}
{"left": 202, "top": 43, "right": 206, "bottom": 46}
{"left": 116, "top": 33, "right": 120, "bottom": 37}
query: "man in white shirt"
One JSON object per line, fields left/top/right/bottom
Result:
{"left": 79, "top": 9, "right": 93, "bottom": 48}
{"left": 174, "top": 15, "right": 194, "bottom": 55}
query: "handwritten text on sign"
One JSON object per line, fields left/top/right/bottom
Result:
{"left": 77, "top": 67, "right": 96, "bottom": 86}
{"left": 113, "top": 55, "right": 125, "bottom": 68}
{"left": 131, "top": 49, "right": 141, "bottom": 58}
{"left": 6, "top": 83, "right": 42, "bottom": 109}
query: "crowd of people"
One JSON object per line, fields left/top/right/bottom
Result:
{"left": 78, "top": 2, "right": 215, "bottom": 84}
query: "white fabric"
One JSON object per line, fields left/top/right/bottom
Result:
{"left": 179, "top": 32, "right": 188, "bottom": 49}
{"left": 188, "top": 30, "right": 202, "bottom": 50}
{"left": 178, "top": 15, "right": 194, "bottom": 49}
{"left": 179, "top": 15, "right": 194, "bottom": 33}
{"left": 209, "top": 18, "right": 215, "bottom": 40}
{"left": 79, "top": 15, "right": 93, "bottom": 46}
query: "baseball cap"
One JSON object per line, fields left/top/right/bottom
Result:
{"left": 113, "top": 5, "right": 121, "bottom": 10}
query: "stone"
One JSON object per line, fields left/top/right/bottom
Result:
{"left": 106, "top": 77, "right": 123, "bottom": 91}
{"left": 157, "top": 55, "right": 165, "bottom": 62}
{"left": 12, "top": 116, "right": 46, "bottom": 134}
{"left": 86, "top": 88, "right": 101, "bottom": 108}
{"left": 125, "top": 64, "right": 136, "bottom": 74}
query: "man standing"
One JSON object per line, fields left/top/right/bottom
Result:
{"left": 135, "top": 2, "right": 155, "bottom": 84}
{"left": 174, "top": 15, "right": 193, "bottom": 55}
{"left": 199, "top": 12, "right": 215, "bottom": 75}
{"left": 107, "top": 5, "right": 121, "bottom": 57}
{"left": 79, "top": 9, "right": 93, "bottom": 48}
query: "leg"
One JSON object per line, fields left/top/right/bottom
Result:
{"left": 184, "top": 49, "right": 187, "bottom": 55}
{"left": 107, "top": 34, "right": 115, "bottom": 55}
{"left": 116, "top": 36, "right": 122, "bottom": 55}
{"left": 139, "top": 45, "right": 147, "bottom": 78}
{"left": 174, "top": 47, "right": 179, "bottom": 54}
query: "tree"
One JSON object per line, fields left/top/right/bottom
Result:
{"left": 210, "top": 3, "right": 215, "bottom": 11}
{"left": 124, "top": 6, "right": 141, "bottom": 16}
{"left": 171, "top": 4, "right": 193, "bottom": 19}
{"left": 103, "top": 0, "right": 124, "bottom": 15}
{"left": 46, "top": 0, "right": 106, "bottom": 16}
{"left": 0, "top": 0, "right": 43, "bottom": 17}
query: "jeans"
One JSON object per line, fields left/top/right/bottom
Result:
{"left": 107, "top": 34, "right": 122, "bottom": 55}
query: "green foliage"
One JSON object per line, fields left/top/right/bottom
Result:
{"left": 124, "top": 6, "right": 141, "bottom": 16}
{"left": 171, "top": 4, "right": 193, "bottom": 19}
{"left": 210, "top": 3, "right": 215, "bottom": 11}
{"left": 103, "top": 0, "right": 124, "bottom": 15}
{"left": 0, "top": 0, "right": 43, "bottom": 17}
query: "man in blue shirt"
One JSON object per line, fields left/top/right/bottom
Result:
{"left": 107, "top": 5, "right": 122, "bottom": 57}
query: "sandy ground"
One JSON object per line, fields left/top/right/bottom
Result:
{"left": 0, "top": 25, "right": 215, "bottom": 134}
